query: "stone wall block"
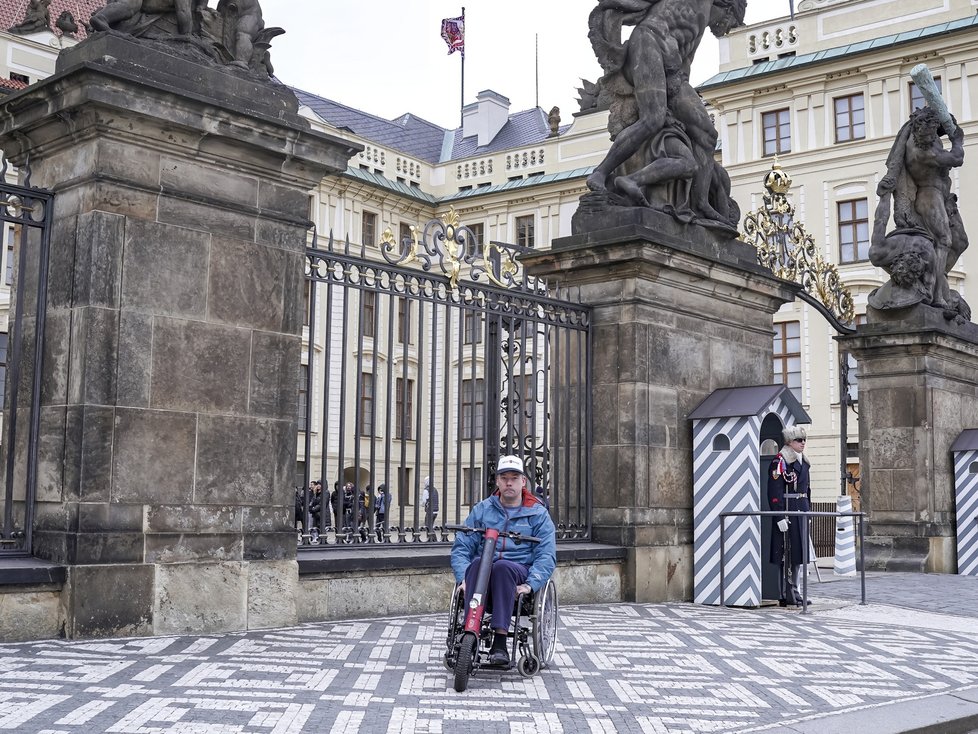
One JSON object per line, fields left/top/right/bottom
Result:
{"left": 617, "top": 321, "right": 649, "bottom": 384}
{"left": 242, "top": 505, "right": 291, "bottom": 534}
{"left": 73, "top": 211, "right": 125, "bottom": 309}
{"left": 150, "top": 319, "right": 251, "bottom": 414}
{"left": 618, "top": 382, "right": 650, "bottom": 446}
{"left": 146, "top": 505, "right": 242, "bottom": 534}
{"left": 47, "top": 212, "right": 77, "bottom": 311}
{"left": 648, "top": 446, "right": 693, "bottom": 508}
{"left": 591, "top": 383, "right": 619, "bottom": 446}
{"left": 257, "top": 181, "right": 311, "bottom": 221}
{"left": 68, "top": 306, "right": 119, "bottom": 406}
{"left": 76, "top": 502, "right": 143, "bottom": 533}
{"left": 0, "top": 589, "right": 61, "bottom": 642}
{"left": 650, "top": 327, "right": 710, "bottom": 389}
{"left": 40, "top": 310, "right": 70, "bottom": 406}
{"left": 159, "top": 156, "right": 259, "bottom": 210}
{"left": 256, "top": 219, "right": 310, "bottom": 252}
{"left": 154, "top": 562, "right": 247, "bottom": 635}
{"left": 121, "top": 220, "right": 209, "bottom": 319}
{"left": 243, "top": 532, "right": 296, "bottom": 561}
{"left": 96, "top": 138, "right": 162, "bottom": 191}
{"left": 78, "top": 406, "right": 115, "bottom": 501}
{"left": 868, "top": 427, "right": 916, "bottom": 470}
{"left": 116, "top": 312, "right": 153, "bottom": 407}
{"left": 111, "top": 408, "right": 196, "bottom": 504}
{"left": 207, "top": 237, "right": 293, "bottom": 332}
{"left": 66, "top": 564, "right": 155, "bottom": 638}
{"left": 67, "top": 530, "right": 144, "bottom": 564}
{"left": 195, "top": 415, "right": 276, "bottom": 505}
{"left": 247, "top": 560, "right": 298, "bottom": 629}
{"left": 37, "top": 405, "right": 69, "bottom": 502}
{"left": 249, "top": 331, "right": 300, "bottom": 419}
{"left": 158, "top": 194, "right": 255, "bottom": 242}
{"left": 591, "top": 323, "right": 619, "bottom": 385}
{"left": 144, "top": 533, "right": 244, "bottom": 564}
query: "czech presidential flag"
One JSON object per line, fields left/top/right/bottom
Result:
{"left": 441, "top": 15, "right": 465, "bottom": 57}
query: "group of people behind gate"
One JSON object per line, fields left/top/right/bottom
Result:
{"left": 294, "top": 476, "right": 440, "bottom": 541}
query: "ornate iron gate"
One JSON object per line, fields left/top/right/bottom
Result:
{"left": 0, "top": 158, "right": 55, "bottom": 557}
{"left": 296, "top": 210, "right": 592, "bottom": 547}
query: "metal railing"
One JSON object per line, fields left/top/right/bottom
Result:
{"left": 810, "top": 501, "right": 838, "bottom": 557}
{"left": 719, "top": 509, "right": 866, "bottom": 615}
{"left": 297, "top": 216, "right": 592, "bottom": 548}
{"left": 0, "top": 157, "right": 54, "bottom": 557}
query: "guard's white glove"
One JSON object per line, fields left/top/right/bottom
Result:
{"left": 777, "top": 518, "right": 790, "bottom": 532}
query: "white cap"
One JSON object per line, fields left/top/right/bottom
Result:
{"left": 497, "top": 455, "right": 526, "bottom": 476}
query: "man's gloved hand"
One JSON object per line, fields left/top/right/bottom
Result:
{"left": 777, "top": 518, "right": 790, "bottom": 532}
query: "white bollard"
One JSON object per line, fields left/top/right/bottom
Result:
{"left": 834, "top": 495, "right": 856, "bottom": 576}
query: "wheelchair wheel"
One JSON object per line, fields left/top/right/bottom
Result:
{"left": 517, "top": 654, "right": 539, "bottom": 678}
{"left": 446, "top": 585, "right": 465, "bottom": 651}
{"left": 531, "top": 579, "right": 558, "bottom": 668}
{"left": 453, "top": 631, "right": 476, "bottom": 692}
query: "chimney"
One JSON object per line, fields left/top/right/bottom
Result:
{"left": 461, "top": 90, "right": 511, "bottom": 147}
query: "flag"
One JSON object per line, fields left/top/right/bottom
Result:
{"left": 441, "top": 15, "right": 464, "bottom": 57}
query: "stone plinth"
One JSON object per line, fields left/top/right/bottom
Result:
{"left": 0, "top": 34, "right": 359, "bottom": 637}
{"left": 523, "top": 215, "right": 797, "bottom": 602}
{"left": 838, "top": 305, "right": 978, "bottom": 573}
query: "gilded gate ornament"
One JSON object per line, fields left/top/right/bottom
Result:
{"left": 743, "top": 161, "right": 855, "bottom": 326}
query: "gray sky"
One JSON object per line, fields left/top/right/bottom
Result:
{"left": 258, "top": 0, "right": 795, "bottom": 130}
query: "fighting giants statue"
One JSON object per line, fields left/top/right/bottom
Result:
{"left": 89, "top": 0, "right": 283, "bottom": 77}
{"left": 870, "top": 95, "right": 971, "bottom": 322}
{"left": 581, "top": 0, "right": 747, "bottom": 234}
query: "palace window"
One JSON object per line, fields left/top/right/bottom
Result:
{"left": 463, "top": 466, "right": 483, "bottom": 505}
{"left": 834, "top": 93, "right": 865, "bottom": 143}
{"left": 463, "top": 310, "right": 482, "bottom": 344}
{"left": 515, "top": 215, "right": 535, "bottom": 248}
{"left": 773, "top": 321, "right": 802, "bottom": 401}
{"left": 762, "top": 108, "right": 791, "bottom": 156}
{"left": 395, "top": 378, "right": 414, "bottom": 440}
{"left": 298, "top": 364, "right": 309, "bottom": 432}
{"left": 362, "top": 211, "right": 377, "bottom": 247}
{"left": 910, "top": 78, "right": 940, "bottom": 113}
{"left": 461, "top": 378, "right": 485, "bottom": 440}
{"left": 838, "top": 198, "right": 870, "bottom": 262}
{"left": 361, "top": 291, "right": 376, "bottom": 338}
{"left": 359, "top": 372, "right": 374, "bottom": 436}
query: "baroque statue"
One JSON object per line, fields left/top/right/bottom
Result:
{"left": 580, "top": 0, "right": 747, "bottom": 234}
{"left": 89, "top": 0, "right": 284, "bottom": 77}
{"left": 8, "top": 0, "right": 52, "bottom": 35}
{"left": 869, "top": 65, "right": 971, "bottom": 323}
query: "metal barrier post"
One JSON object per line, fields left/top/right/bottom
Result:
{"left": 719, "top": 515, "right": 727, "bottom": 607}
{"left": 858, "top": 513, "right": 866, "bottom": 604}
{"left": 801, "top": 512, "right": 809, "bottom": 615}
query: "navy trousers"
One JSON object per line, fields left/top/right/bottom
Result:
{"left": 463, "top": 558, "right": 529, "bottom": 632}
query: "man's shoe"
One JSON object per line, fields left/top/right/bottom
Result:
{"left": 488, "top": 649, "right": 509, "bottom": 666}
{"left": 778, "top": 598, "right": 789, "bottom": 607}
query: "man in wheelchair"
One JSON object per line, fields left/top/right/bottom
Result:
{"left": 450, "top": 454, "right": 556, "bottom": 666}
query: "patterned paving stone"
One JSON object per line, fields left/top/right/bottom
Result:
{"left": 1, "top": 599, "right": 978, "bottom": 733}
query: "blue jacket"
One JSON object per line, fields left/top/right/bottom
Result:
{"left": 451, "top": 492, "right": 557, "bottom": 592}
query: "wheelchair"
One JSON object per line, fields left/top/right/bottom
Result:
{"left": 443, "top": 576, "right": 558, "bottom": 691}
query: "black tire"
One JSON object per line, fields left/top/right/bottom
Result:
{"left": 453, "top": 632, "right": 476, "bottom": 692}
{"left": 531, "top": 580, "right": 558, "bottom": 668}
{"left": 517, "top": 655, "right": 539, "bottom": 677}
{"left": 446, "top": 585, "right": 464, "bottom": 651}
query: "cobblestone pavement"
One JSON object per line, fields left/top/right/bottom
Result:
{"left": 0, "top": 573, "right": 976, "bottom": 733}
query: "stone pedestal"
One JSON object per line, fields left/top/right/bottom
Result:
{"left": 0, "top": 34, "right": 358, "bottom": 637}
{"left": 838, "top": 305, "right": 978, "bottom": 573}
{"left": 523, "top": 213, "right": 797, "bottom": 602}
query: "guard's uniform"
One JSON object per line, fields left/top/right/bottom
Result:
{"left": 767, "top": 452, "right": 811, "bottom": 604}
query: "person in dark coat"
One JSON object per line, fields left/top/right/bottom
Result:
{"left": 767, "top": 425, "right": 812, "bottom": 607}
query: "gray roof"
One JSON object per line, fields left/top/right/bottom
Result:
{"left": 294, "top": 89, "right": 448, "bottom": 164}
{"left": 439, "top": 166, "right": 592, "bottom": 203}
{"left": 293, "top": 88, "right": 565, "bottom": 165}
{"left": 688, "top": 385, "right": 810, "bottom": 422}
{"left": 951, "top": 429, "right": 978, "bottom": 453}
{"left": 698, "top": 13, "right": 978, "bottom": 91}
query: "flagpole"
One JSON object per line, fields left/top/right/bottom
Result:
{"left": 460, "top": 6, "right": 466, "bottom": 127}
{"left": 535, "top": 33, "right": 539, "bottom": 110}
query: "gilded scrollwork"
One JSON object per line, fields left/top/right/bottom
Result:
{"left": 381, "top": 206, "right": 528, "bottom": 293}
{"left": 742, "top": 161, "right": 855, "bottom": 325}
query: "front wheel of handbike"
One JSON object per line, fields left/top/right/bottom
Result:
{"left": 453, "top": 632, "right": 476, "bottom": 692}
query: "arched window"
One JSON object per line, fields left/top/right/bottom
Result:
{"left": 969, "top": 461, "right": 978, "bottom": 475}
{"left": 713, "top": 434, "right": 730, "bottom": 452}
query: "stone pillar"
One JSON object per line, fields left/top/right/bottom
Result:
{"left": 0, "top": 35, "right": 358, "bottom": 637}
{"left": 838, "top": 305, "right": 978, "bottom": 573}
{"left": 524, "top": 213, "right": 797, "bottom": 602}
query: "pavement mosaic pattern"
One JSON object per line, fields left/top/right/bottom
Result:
{"left": 1, "top": 600, "right": 978, "bottom": 733}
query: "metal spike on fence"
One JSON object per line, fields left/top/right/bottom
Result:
{"left": 834, "top": 495, "right": 856, "bottom": 576}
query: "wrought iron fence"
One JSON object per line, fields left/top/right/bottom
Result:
{"left": 297, "top": 211, "right": 592, "bottom": 548}
{"left": 0, "top": 157, "right": 55, "bottom": 557}
{"left": 810, "top": 501, "right": 838, "bottom": 558}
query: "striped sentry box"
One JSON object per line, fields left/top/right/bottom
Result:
{"left": 690, "top": 385, "right": 809, "bottom": 608}
{"left": 953, "top": 448, "right": 978, "bottom": 577}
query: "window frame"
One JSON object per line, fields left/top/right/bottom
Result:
{"left": 834, "top": 93, "right": 866, "bottom": 143}
{"left": 761, "top": 108, "right": 791, "bottom": 156}
{"left": 838, "top": 198, "right": 870, "bottom": 263}
{"left": 773, "top": 321, "right": 802, "bottom": 401}
{"left": 515, "top": 214, "right": 535, "bottom": 249}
